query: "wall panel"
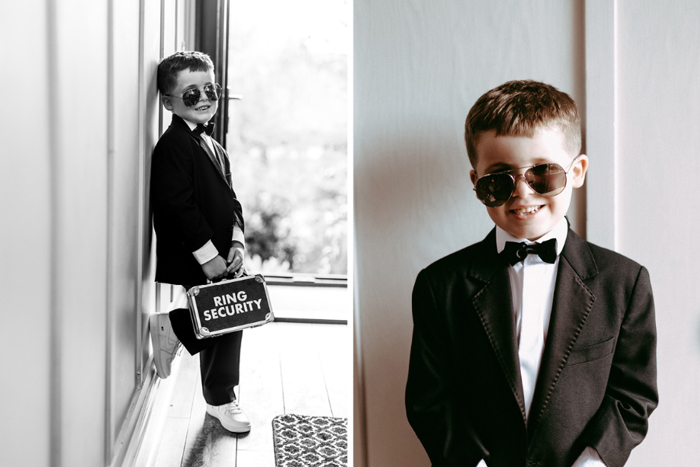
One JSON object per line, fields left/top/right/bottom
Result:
{"left": 137, "top": 0, "right": 166, "bottom": 378}
{"left": 615, "top": 1, "right": 700, "bottom": 465}
{"left": 107, "top": 0, "right": 146, "bottom": 461}
{"left": 0, "top": 0, "right": 53, "bottom": 465}
{"left": 51, "top": 0, "right": 110, "bottom": 465}
{"left": 1, "top": 0, "right": 190, "bottom": 465}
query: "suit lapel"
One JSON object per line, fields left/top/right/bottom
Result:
{"left": 470, "top": 230, "right": 527, "bottom": 420}
{"left": 526, "top": 229, "right": 598, "bottom": 437}
{"left": 210, "top": 141, "right": 233, "bottom": 188}
{"left": 170, "top": 115, "right": 231, "bottom": 188}
{"left": 195, "top": 134, "right": 231, "bottom": 187}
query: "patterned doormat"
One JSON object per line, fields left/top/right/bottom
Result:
{"left": 272, "top": 414, "right": 348, "bottom": 467}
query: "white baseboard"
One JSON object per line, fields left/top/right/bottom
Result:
{"left": 109, "top": 355, "right": 183, "bottom": 467}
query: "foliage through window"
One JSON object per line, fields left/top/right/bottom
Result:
{"left": 226, "top": 0, "right": 348, "bottom": 275}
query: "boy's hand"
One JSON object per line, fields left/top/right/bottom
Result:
{"left": 201, "top": 255, "right": 228, "bottom": 281}
{"left": 226, "top": 241, "right": 246, "bottom": 278}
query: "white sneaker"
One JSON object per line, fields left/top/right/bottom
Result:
{"left": 149, "top": 312, "right": 182, "bottom": 379}
{"left": 206, "top": 400, "right": 251, "bottom": 433}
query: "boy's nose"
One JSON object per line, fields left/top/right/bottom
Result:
{"left": 512, "top": 175, "right": 533, "bottom": 198}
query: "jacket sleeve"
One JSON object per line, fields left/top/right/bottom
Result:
{"left": 584, "top": 266, "right": 658, "bottom": 467}
{"left": 405, "top": 269, "right": 485, "bottom": 467}
{"left": 151, "top": 139, "right": 215, "bottom": 253}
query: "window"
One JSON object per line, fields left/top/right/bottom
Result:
{"left": 226, "top": 0, "right": 349, "bottom": 277}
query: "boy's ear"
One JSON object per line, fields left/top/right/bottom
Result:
{"left": 571, "top": 154, "right": 589, "bottom": 188}
{"left": 469, "top": 169, "right": 478, "bottom": 187}
{"left": 161, "top": 94, "right": 174, "bottom": 111}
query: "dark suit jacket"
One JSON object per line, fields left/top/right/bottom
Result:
{"left": 151, "top": 115, "right": 244, "bottom": 286}
{"left": 406, "top": 228, "right": 657, "bottom": 467}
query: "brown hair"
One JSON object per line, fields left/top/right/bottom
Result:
{"left": 157, "top": 51, "right": 215, "bottom": 95}
{"left": 464, "top": 80, "right": 581, "bottom": 168}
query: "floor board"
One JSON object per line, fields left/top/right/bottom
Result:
{"left": 238, "top": 324, "right": 284, "bottom": 453}
{"left": 318, "top": 325, "right": 351, "bottom": 418}
{"left": 153, "top": 322, "right": 348, "bottom": 466}
{"left": 278, "top": 323, "right": 334, "bottom": 417}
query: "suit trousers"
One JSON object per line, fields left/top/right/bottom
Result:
{"left": 169, "top": 306, "right": 243, "bottom": 406}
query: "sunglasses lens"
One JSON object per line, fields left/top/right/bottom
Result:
{"left": 526, "top": 164, "right": 567, "bottom": 196}
{"left": 475, "top": 173, "right": 514, "bottom": 207}
{"left": 182, "top": 89, "right": 201, "bottom": 107}
{"left": 180, "top": 84, "right": 221, "bottom": 107}
{"left": 204, "top": 84, "right": 222, "bottom": 101}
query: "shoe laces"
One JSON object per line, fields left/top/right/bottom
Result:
{"left": 224, "top": 400, "right": 243, "bottom": 415}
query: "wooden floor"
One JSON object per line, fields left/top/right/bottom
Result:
{"left": 152, "top": 322, "right": 350, "bottom": 467}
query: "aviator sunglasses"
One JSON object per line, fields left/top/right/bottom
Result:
{"left": 473, "top": 156, "right": 580, "bottom": 207}
{"left": 164, "top": 83, "right": 223, "bottom": 107}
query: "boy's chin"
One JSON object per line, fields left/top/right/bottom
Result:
{"left": 489, "top": 201, "right": 569, "bottom": 241}
{"left": 191, "top": 115, "right": 215, "bottom": 124}
{"left": 174, "top": 108, "right": 217, "bottom": 125}
{"left": 495, "top": 219, "right": 560, "bottom": 241}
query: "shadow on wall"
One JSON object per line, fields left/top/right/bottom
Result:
{"left": 354, "top": 123, "right": 483, "bottom": 461}
{"left": 355, "top": 121, "right": 483, "bottom": 328}
{"left": 356, "top": 127, "right": 478, "bottom": 254}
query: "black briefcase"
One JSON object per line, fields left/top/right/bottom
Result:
{"left": 186, "top": 274, "right": 274, "bottom": 339}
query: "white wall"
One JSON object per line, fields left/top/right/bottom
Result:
{"left": 0, "top": 1, "right": 185, "bottom": 465}
{"left": 1, "top": 1, "right": 111, "bottom": 465}
{"left": 355, "top": 0, "right": 700, "bottom": 465}
{"left": 614, "top": 1, "right": 700, "bottom": 465}
{"left": 0, "top": 1, "right": 53, "bottom": 466}
{"left": 51, "top": 1, "right": 111, "bottom": 464}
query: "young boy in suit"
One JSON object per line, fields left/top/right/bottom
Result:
{"left": 406, "top": 80, "right": 657, "bottom": 466}
{"left": 149, "top": 51, "right": 251, "bottom": 433}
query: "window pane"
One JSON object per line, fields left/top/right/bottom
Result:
{"left": 227, "top": 0, "right": 349, "bottom": 275}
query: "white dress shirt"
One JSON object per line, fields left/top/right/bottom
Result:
{"left": 497, "top": 218, "right": 567, "bottom": 417}
{"left": 476, "top": 218, "right": 605, "bottom": 467}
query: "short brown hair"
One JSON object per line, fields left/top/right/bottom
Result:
{"left": 157, "top": 51, "right": 214, "bottom": 95}
{"left": 464, "top": 80, "right": 581, "bottom": 168}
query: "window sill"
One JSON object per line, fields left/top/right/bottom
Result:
{"left": 264, "top": 274, "right": 349, "bottom": 324}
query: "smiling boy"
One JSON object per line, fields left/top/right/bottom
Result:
{"left": 406, "top": 80, "right": 657, "bottom": 466}
{"left": 149, "top": 51, "right": 251, "bottom": 433}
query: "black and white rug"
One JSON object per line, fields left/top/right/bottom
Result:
{"left": 272, "top": 414, "right": 348, "bottom": 467}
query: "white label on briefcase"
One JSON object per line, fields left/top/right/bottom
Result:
{"left": 186, "top": 274, "right": 274, "bottom": 339}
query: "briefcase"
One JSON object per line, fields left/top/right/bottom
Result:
{"left": 186, "top": 274, "right": 274, "bottom": 339}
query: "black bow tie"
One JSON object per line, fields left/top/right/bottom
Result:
{"left": 500, "top": 239, "right": 558, "bottom": 265}
{"left": 194, "top": 123, "right": 215, "bottom": 136}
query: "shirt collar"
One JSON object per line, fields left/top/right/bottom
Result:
{"left": 496, "top": 217, "right": 568, "bottom": 256}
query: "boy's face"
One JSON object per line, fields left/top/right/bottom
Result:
{"left": 162, "top": 68, "right": 218, "bottom": 125}
{"left": 470, "top": 127, "right": 588, "bottom": 241}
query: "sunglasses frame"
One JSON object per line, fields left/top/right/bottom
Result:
{"left": 164, "top": 83, "right": 223, "bottom": 107}
{"left": 473, "top": 156, "right": 580, "bottom": 207}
